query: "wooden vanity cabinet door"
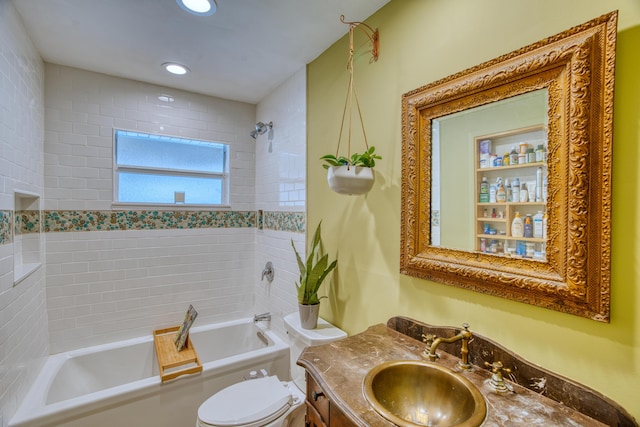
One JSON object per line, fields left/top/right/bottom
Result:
{"left": 305, "top": 372, "right": 355, "bottom": 427}
{"left": 306, "top": 373, "right": 329, "bottom": 423}
{"left": 328, "top": 404, "right": 352, "bottom": 427}
{"left": 305, "top": 401, "right": 328, "bottom": 427}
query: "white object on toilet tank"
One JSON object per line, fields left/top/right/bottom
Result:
{"left": 283, "top": 312, "right": 347, "bottom": 391}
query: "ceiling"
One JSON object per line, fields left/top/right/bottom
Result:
{"left": 12, "top": 0, "right": 390, "bottom": 104}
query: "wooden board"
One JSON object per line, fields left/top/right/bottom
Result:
{"left": 153, "top": 326, "right": 202, "bottom": 382}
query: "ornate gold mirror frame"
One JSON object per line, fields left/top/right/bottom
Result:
{"left": 400, "top": 12, "right": 617, "bottom": 322}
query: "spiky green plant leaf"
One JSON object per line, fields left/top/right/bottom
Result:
{"left": 290, "top": 221, "right": 337, "bottom": 305}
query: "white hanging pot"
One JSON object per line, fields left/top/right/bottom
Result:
{"left": 327, "top": 165, "right": 375, "bottom": 195}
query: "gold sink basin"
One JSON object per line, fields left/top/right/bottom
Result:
{"left": 363, "top": 360, "right": 487, "bottom": 427}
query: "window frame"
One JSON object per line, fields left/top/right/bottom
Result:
{"left": 112, "top": 129, "right": 230, "bottom": 209}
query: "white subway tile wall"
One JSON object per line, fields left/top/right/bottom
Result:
{"left": 45, "top": 228, "right": 255, "bottom": 353}
{"left": 254, "top": 68, "right": 307, "bottom": 339}
{"left": 255, "top": 68, "right": 306, "bottom": 211}
{"left": 0, "top": 2, "right": 48, "bottom": 425}
{"left": 43, "top": 65, "right": 259, "bottom": 352}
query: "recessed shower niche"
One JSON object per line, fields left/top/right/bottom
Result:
{"left": 14, "top": 191, "right": 42, "bottom": 285}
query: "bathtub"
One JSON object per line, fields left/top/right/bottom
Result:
{"left": 9, "top": 318, "right": 290, "bottom": 427}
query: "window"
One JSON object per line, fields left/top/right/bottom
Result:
{"left": 114, "top": 130, "right": 229, "bottom": 206}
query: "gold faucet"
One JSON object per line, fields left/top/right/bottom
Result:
{"left": 425, "top": 323, "right": 473, "bottom": 370}
{"left": 484, "top": 360, "right": 513, "bottom": 393}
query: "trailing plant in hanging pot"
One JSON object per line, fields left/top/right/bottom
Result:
{"left": 321, "top": 147, "right": 382, "bottom": 195}
{"left": 291, "top": 221, "right": 337, "bottom": 329}
{"left": 323, "top": 16, "right": 382, "bottom": 196}
{"left": 321, "top": 146, "right": 382, "bottom": 169}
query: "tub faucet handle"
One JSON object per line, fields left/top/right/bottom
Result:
{"left": 261, "top": 261, "right": 274, "bottom": 282}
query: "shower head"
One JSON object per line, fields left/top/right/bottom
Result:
{"left": 250, "top": 121, "right": 273, "bottom": 139}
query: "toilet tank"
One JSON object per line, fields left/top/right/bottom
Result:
{"left": 283, "top": 312, "right": 347, "bottom": 390}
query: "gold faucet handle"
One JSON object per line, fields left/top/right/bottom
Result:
{"left": 485, "top": 361, "right": 512, "bottom": 375}
{"left": 421, "top": 333, "right": 436, "bottom": 346}
{"left": 461, "top": 323, "right": 472, "bottom": 337}
{"left": 484, "top": 361, "right": 513, "bottom": 393}
{"left": 421, "top": 333, "right": 437, "bottom": 359}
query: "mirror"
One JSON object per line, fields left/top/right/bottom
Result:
{"left": 400, "top": 12, "right": 617, "bottom": 322}
{"left": 431, "top": 89, "right": 548, "bottom": 253}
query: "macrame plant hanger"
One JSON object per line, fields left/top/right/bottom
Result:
{"left": 334, "top": 15, "right": 379, "bottom": 167}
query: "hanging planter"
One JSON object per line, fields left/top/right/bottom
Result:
{"left": 327, "top": 165, "right": 374, "bottom": 195}
{"left": 322, "top": 147, "right": 380, "bottom": 195}
{"left": 321, "top": 16, "right": 381, "bottom": 196}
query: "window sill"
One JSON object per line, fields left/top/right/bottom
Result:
{"left": 111, "top": 203, "right": 233, "bottom": 211}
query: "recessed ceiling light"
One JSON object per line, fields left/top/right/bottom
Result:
{"left": 177, "top": 0, "right": 217, "bottom": 16}
{"left": 158, "top": 95, "right": 175, "bottom": 102}
{"left": 162, "top": 62, "right": 190, "bottom": 75}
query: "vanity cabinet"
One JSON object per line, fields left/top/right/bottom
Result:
{"left": 475, "top": 125, "right": 548, "bottom": 259}
{"left": 305, "top": 372, "right": 353, "bottom": 427}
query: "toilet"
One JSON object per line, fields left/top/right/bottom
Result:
{"left": 196, "top": 312, "right": 347, "bottom": 427}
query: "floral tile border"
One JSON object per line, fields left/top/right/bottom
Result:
{"left": 44, "top": 210, "right": 257, "bottom": 232}
{"left": 0, "top": 211, "right": 12, "bottom": 245}
{"left": 1, "top": 210, "right": 305, "bottom": 236}
{"left": 263, "top": 211, "right": 305, "bottom": 233}
{"left": 15, "top": 210, "right": 41, "bottom": 234}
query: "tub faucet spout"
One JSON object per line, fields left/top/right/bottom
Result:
{"left": 253, "top": 312, "right": 271, "bottom": 322}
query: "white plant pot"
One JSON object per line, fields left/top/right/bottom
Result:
{"left": 327, "top": 165, "right": 375, "bottom": 195}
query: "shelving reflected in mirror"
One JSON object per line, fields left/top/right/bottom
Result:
{"left": 431, "top": 89, "right": 548, "bottom": 259}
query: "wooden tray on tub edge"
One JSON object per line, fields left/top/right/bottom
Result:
{"left": 153, "top": 326, "right": 203, "bottom": 382}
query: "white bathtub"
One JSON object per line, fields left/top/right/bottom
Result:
{"left": 10, "top": 318, "right": 290, "bottom": 427}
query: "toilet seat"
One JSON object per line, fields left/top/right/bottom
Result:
{"left": 197, "top": 376, "right": 293, "bottom": 427}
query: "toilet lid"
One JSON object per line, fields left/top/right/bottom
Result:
{"left": 198, "top": 376, "right": 292, "bottom": 427}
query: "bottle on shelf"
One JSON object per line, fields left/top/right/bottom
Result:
{"left": 519, "top": 143, "right": 528, "bottom": 154}
{"left": 518, "top": 152, "right": 526, "bottom": 165}
{"left": 503, "top": 152, "right": 510, "bottom": 166}
{"left": 479, "top": 176, "right": 489, "bottom": 202}
{"left": 536, "top": 167, "right": 543, "bottom": 202}
{"left": 505, "top": 178, "right": 512, "bottom": 202}
{"left": 511, "top": 212, "right": 524, "bottom": 238}
{"left": 519, "top": 182, "right": 529, "bottom": 203}
{"left": 523, "top": 214, "right": 533, "bottom": 238}
{"left": 496, "top": 178, "right": 506, "bottom": 202}
{"left": 526, "top": 242, "right": 535, "bottom": 257}
{"left": 509, "top": 146, "right": 518, "bottom": 165}
{"left": 533, "top": 211, "right": 544, "bottom": 238}
{"left": 542, "top": 211, "right": 548, "bottom": 239}
{"left": 512, "top": 177, "right": 520, "bottom": 203}
{"left": 536, "top": 144, "right": 546, "bottom": 162}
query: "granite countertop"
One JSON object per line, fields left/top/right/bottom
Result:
{"left": 297, "top": 322, "right": 613, "bottom": 427}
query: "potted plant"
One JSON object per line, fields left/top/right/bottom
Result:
{"left": 320, "top": 146, "right": 382, "bottom": 195}
{"left": 291, "top": 221, "right": 337, "bottom": 329}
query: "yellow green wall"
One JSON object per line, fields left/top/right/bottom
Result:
{"left": 307, "top": 0, "right": 640, "bottom": 419}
